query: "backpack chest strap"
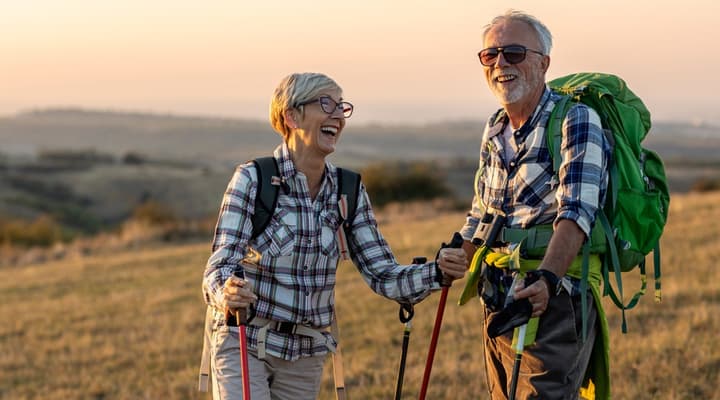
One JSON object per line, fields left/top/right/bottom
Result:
{"left": 499, "top": 226, "right": 554, "bottom": 252}
{"left": 499, "top": 223, "right": 606, "bottom": 257}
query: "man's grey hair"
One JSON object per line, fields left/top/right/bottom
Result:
{"left": 483, "top": 9, "right": 553, "bottom": 55}
{"left": 269, "top": 72, "right": 342, "bottom": 140}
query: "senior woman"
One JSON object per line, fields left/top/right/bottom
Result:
{"left": 201, "top": 72, "right": 467, "bottom": 400}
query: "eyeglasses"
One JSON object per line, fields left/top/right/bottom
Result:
{"left": 478, "top": 45, "right": 544, "bottom": 66}
{"left": 297, "top": 96, "right": 354, "bottom": 118}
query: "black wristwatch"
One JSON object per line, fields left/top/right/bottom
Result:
{"left": 535, "top": 269, "right": 562, "bottom": 297}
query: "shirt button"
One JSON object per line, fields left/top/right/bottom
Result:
{"left": 509, "top": 161, "right": 516, "bottom": 167}
{"left": 305, "top": 291, "right": 310, "bottom": 296}
{"left": 303, "top": 265, "right": 309, "bottom": 271}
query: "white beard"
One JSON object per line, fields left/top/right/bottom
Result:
{"left": 491, "top": 79, "right": 531, "bottom": 104}
{"left": 489, "top": 67, "right": 544, "bottom": 105}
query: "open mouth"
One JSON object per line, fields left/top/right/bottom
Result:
{"left": 496, "top": 74, "right": 517, "bottom": 83}
{"left": 320, "top": 126, "right": 338, "bottom": 137}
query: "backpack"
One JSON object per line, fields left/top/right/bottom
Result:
{"left": 198, "top": 157, "right": 361, "bottom": 392}
{"left": 546, "top": 72, "right": 670, "bottom": 332}
{"left": 250, "top": 156, "right": 361, "bottom": 252}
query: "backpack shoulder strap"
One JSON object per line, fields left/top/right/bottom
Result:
{"left": 546, "top": 94, "right": 572, "bottom": 173}
{"left": 336, "top": 167, "right": 361, "bottom": 260}
{"left": 251, "top": 156, "right": 280, "bottom": 240}
{"left": 336, "top": 167, "right": 361, "bottom": 228}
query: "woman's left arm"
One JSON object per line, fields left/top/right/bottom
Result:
{"left": 346, "top": 184, "right": 443, "bottom": 304}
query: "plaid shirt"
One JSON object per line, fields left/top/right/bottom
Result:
{"left": 203, "top": 143, "right": 441, "bottom": 361}
{"left": 460, "top": 87, "right": 611, "bottom": 294}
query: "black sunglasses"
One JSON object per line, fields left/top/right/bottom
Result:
{"left": 297, "top": 96, "right": 354, "bottom": 118}
{"left": 478, "top": 45, "right": 544, "bottom": 66}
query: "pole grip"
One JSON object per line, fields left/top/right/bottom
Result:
{"left": 226, "top": 270, "right": 249, "bottom": 327}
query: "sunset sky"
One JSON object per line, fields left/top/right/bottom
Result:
{"left": 3, "top": 0, "right": 718, "bottom": 125}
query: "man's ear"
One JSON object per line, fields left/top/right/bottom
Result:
{"left": 541, "top": 55, "right": 550, "bottom": 74}
{"left": 284, "top": 109, "right": 298, "bottom": 129}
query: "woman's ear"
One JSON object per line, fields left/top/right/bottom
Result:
{"left": 284, "top": 109, "right": 298, "bottom": 129}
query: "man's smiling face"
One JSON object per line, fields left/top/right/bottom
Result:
{"left": 482, "top": 19, "right": 547, "bottom": 107}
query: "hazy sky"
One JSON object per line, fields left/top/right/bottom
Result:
{"left": 2, "top": 0, "right": 719, "bottom": 125}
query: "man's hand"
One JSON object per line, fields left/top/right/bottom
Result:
{"left": 222, "top": 275, "right": 257, "bottom": 313}
{"left": 437, "top": 248, "right": 469, "bottom": 282}
{"left": 512, "top": 277, "right": 551, "bottom": 317}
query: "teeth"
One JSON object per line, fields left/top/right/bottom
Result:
{"left": 321, "top": 126, "right": 338, "bottom": 136}
{"left": 497, "top": 74, "right": 516, "bottom": 82}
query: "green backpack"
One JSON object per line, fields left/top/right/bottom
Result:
{"left": 546, "top": 72, "right": 670, "bottom": 332}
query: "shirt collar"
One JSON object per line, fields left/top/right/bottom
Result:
{"left": 273, "top": 142, "right": 336, "bottom": 187}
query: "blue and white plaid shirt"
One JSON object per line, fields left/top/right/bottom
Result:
{"left": 460, "top": 87, "right": 611, "bottom": 293}
{"left": 203, "top": 143, "right": 441, "bottom": 360}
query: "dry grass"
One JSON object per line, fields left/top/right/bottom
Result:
{"left": 1, "top": 193, "right": 719, "bottom": 399}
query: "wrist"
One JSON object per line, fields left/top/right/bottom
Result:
{"left": 536, "top": 269, "right": 561, "bottom": 297}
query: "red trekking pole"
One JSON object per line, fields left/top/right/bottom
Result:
{"left": 418, "top": 232, "right": 464, "bottom": 400}
{"left": 226, "top": 271, "right": 252, "bottom": 399}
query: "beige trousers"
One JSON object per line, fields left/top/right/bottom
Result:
{"left": 211, "top": 326, "right": 325, "bottom": 400}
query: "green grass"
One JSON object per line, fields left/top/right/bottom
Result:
{"left": 1, "top": 193, "right": 719, "bottom": 399}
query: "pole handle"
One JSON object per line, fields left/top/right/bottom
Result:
{"left": 226, "top": 270, "right": 251, "bottom": 327}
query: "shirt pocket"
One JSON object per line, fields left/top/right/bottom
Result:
{"left": 264, "top": 208, "right": 297, "bottom": 257}
{"left": 319, "top": 211, "right": 341, "bottom": 257}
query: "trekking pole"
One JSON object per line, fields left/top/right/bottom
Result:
{"left": 504, "top": 270, "right": 541, "bottom": 400}
{"left": 331, "top": 317, "right": 347, "bottom": 400}
{"left": 394, "top": 302, "right": 414, "bottom": 400}
{"left": 394, "top": 256, "right": 425, "bottom": 400}
{"left": 226, "top": 270, "right": 252, "bottom": 400}
{"left": 418, "top": 233, "right": 464, "bottom": 400}
{"left": 508, "top": 323, "right": 526, "bottom": 400}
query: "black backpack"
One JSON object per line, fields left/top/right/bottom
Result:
{"left": 250, "top": 157, "right": 361, "bottom": 252}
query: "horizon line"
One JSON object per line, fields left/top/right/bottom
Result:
{"left": 3, "top": 105, "right": 720, "bottom": 129}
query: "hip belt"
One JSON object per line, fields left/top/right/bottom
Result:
{"left": 250, "top": 317, "right": 336, "bottom": 359}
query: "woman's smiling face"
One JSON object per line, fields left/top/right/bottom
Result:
{"left": 291, "top": 88, "right": 346, "bottom": 157}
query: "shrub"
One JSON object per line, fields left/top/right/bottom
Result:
{"left": 360, "top": 161, "right": 451, "bottom": 207}
{"left": 130, "top": 200, "right": 177, "bottom": 225}
{"left": 122, "top": 152, "right": 146, "bottom": 165}
{"left": 0, "top": 214, "right": 64, "bottom": 247}
{"left": 691, "top": 178, "right": 720, "bottom": 193}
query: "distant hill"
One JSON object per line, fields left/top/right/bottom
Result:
{"left": 3, "top": 108, "right": 718, "bottom": 168}
{"left": 1, "top": 108, "right": 718, "bottom": 232}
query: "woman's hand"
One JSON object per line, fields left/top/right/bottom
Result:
{"left": 222, "top": 275, "right": 257, "bottom": 313}
{"left": 437, "top": 248, "right": 469, "bottom": 281}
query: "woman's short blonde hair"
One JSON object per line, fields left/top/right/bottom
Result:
{"left": 269, "top": 72, "right": 343, "bottom": 140}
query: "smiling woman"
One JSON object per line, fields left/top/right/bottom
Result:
{"left": 200, "top": 71, "right": 468, "bottom": 399}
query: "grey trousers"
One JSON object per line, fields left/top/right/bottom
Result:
{"left": 211, "top": 326, "right": 325, "bottom": 400}
{"left": 483, "top": 289, "right": 598, "bottom": 400}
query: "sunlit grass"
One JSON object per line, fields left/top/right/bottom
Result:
{"left": 1, "top": 193, "right": 719, "bottom": 399}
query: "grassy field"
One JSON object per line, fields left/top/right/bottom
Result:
{"left": 1, "top": 192, "right": 719, "bottom": 399}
